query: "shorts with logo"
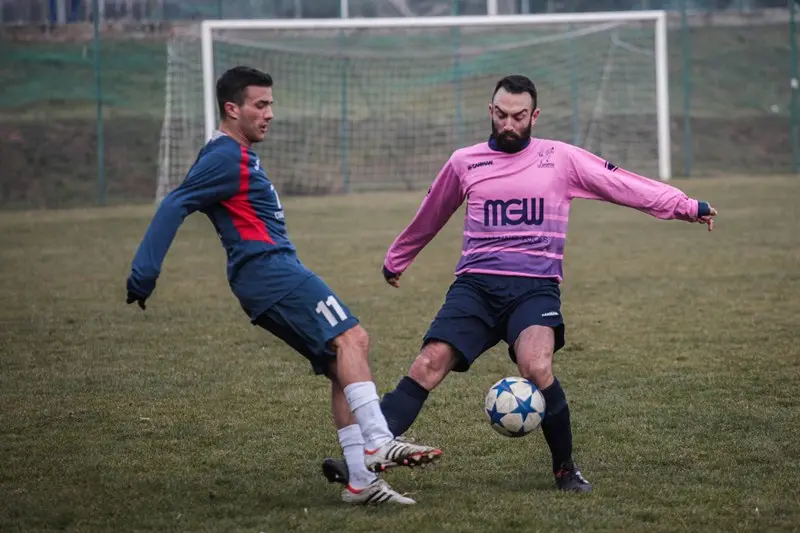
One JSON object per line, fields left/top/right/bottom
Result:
{"left": 423, "top": 273, "right": 565, "bottom": 372}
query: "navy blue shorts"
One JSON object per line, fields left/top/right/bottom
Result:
{"left": 252, "top": 274, "right": 360, "bottom": 376}
{"left": 423, "top": 273, "right": 565, "bottom": 372}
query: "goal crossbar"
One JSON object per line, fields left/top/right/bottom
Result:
{"left": 200, "top": 11, "right": 671, "bottom": 180}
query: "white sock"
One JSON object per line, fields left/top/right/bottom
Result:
{"left": 337, "top": 424, "right": 377, "bottom": 490}
{"left": 343, "top": 381, "right": 394, "bottom": 450}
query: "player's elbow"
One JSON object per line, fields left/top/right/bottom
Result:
{"left": 158, "top": 192, "right": 192, "bottom": 220}
{"left": 159, "top": 192, "right": 181, "bottom": 210}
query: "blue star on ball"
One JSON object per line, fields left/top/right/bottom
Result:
{"left": 491, "top": 379, "right": 515, "bottom": 399}
{"left": 486, "top": 402, "right": 506, "bottom": 426}
{"left": 511, "top": 393, "right": 535, "bottom": 424}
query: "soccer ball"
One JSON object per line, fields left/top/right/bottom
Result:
{"left": 484, "top": 376, "right": 546, "bottom": 437}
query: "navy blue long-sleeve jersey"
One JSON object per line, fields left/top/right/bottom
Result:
{"left": 128, "top": 132, "right": 313, "bottom": 319}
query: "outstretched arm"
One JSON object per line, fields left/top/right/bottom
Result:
{"left": 566, "top": 145, "right": 717, "bottom": 229}
{"left": 383, "top": 158, "right": 465, "bottom": 287}
{"left": 126, "top": 152, "right": 239, "bottom": 308}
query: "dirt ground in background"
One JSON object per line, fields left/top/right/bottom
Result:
{"left": 0, "top": 114, "right": 791, "bottom": 209}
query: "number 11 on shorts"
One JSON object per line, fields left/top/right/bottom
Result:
{"left": 315, "top": 295, "right": 348, "bottom": 326}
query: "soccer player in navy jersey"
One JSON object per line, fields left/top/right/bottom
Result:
{"left": 125, "top": 66, "right": 441, "bottom": 505}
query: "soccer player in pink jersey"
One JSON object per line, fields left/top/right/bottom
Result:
{"left": 322, "top": 74, "right": 717, "bottom": 492}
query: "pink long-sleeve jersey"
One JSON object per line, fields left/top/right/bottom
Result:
{"left": 384, "top": 138, "right": 705, "bottom": 283}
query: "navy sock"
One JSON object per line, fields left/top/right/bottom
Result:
{"left": 379, "top": 376, "right": 429, "bottom": 437}
{"left": 539, "top": 377, "right": 573, "bottom": 473}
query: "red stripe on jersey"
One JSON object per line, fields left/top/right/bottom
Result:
{"left": 221, "top": 145, "right": 275, "bottom": 243}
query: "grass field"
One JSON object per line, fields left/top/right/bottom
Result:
{"left": 1, "top": 175, "right": 799, "bottom": 532}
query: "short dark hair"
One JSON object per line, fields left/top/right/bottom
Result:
{"left": 216, "top": 66, "right": 273, "bottom": 118}
{"left": 492, "top": 74, "right": 537, "bottom": 110}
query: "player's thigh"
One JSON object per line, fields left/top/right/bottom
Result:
{"left": 256, "top": 274, "right": 359, "bottom": 375}
{"left": 504, "top": 282, "right": 566, "bottom": 367}
{"left": 423, "top": 277, "right": 502, "bottom": 373}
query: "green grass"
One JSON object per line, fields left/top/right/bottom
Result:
{"left": 1, "top": 175, "right": 799, "bottom": 531}
{"left": 0, "top": 40, "right": 166, "bottom": 119}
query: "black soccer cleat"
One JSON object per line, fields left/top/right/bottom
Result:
{"left": 555, "top": 463, "right": 593, "bottom": 493}
{"left": 322, "top": 457, "right": 349, "bottom": 485}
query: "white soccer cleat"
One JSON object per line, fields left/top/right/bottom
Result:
{"left": 341, "top": 478, "right": 416, "bottom": 505}
{"left": 364, "top": 438, "right": 442, "bottom": 473}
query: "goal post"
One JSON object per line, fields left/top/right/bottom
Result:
{"left": 158, "top": 11, "right": 671, "bottom": 201}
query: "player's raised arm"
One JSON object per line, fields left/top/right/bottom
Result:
{"left": 565, "top": 144, "right": 717, "bottom": 228}
{"left": 126, "top": 152, "right": 239, "bottom": 308}
{"left": 383, "top": 157, "right": 465, "bottom": 286}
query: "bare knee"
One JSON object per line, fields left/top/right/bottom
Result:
{"left": 515, "top": 326, "right": 555, "bottom": 389}
{"left": 517, "top": 354, "right": 553, "bottom": 389}
{"left": 331, "top": 324, "right": 370, "bottom": 357}
{"left": 408, "top": 341, "right": 458, "bottom": 390}
{"left": 329, "top": 325, "right": 372, "bottom": 386}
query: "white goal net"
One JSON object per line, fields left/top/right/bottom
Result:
{"left": 157, "top": 13, "right": 669, "bottom": 201}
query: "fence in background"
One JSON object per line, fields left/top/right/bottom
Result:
{"left": 0, "top": 0, "right": 791, "bottom": 23}
{"left": 0, "top": 2, "right": 797, "bottom": 209}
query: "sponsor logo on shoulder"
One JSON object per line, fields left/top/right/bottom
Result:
{"left": 467, "top": 160, "right": 494, "bottom": 171}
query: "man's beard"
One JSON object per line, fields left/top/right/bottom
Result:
{"left": 491, "top": 120, "right": 532, "bottom": 153}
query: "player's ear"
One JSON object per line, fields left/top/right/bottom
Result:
{"left": 224, "top": 101, "right": 240, "bottom": 120}
{"left": 488, "top": 102, "right": 493, "bottom": 117}
{"left": 531, "top": 108, "right": 540, "bottom": 124}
